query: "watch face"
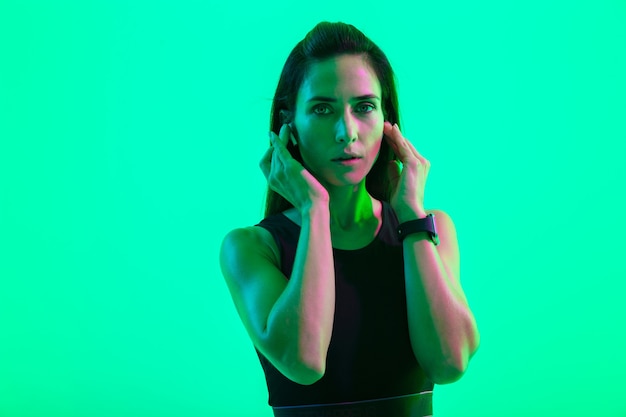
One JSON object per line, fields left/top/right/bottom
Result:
{"left": 428, "top": 214, "right": 439, "bottom": 245}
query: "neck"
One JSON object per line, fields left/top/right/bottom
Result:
{"left": 326, "top": 182, "right": 375, "bottom": 231}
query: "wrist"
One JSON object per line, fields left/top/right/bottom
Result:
{"left": 397, "top": 213, "right": 439, "bottom": 245}
{"left": 300, "top": 199, "right": 330, "bottom": 220}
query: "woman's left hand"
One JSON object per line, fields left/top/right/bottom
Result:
{"left": 383, "top": 122, "right": 430, "bottom": 223}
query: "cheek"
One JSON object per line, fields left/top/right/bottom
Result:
{"left": 374, "top": 138, "right": 383, "bottom": 153}
{"left": 295, "top": 124, "right": 327, "bottom": 160}
{"left": 296, "top": 138, "right": 323, "bottom": 171}
{"left": 370, "top": 142, "right": 383, "bottom": 166}
{"left": 369, "top": 132, "right": 384, "bottom": 156}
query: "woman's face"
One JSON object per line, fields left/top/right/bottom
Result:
{"left": 293, "top": 54, "right": 384, "bottom": 189}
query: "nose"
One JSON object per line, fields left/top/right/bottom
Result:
{"left": 335, "top": 112, "right": 357, "bottom": 144}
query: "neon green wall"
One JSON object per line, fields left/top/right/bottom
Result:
{"left": 2, "top": 1, "right": 625, "bottom": 416}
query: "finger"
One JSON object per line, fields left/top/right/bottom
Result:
{"left": 392, "top": 123, "right": 420, "bottom": 160}
{"left": 383, "top": 123, "right": 402, "bottom": 156}
{"left": 270, "top": 131, "right": 291, "bottom": 164}
{"left": 402, "top": 139, "right": 430, "bottom": 173}
{"left": 259, "top": 146, "right": 273, "bottom": 179}
{"left": 387, "top": 123, "right": 429, "bottom": 166}
{"left": 384, "top": 124, "right": 415, "bottom": 162}
{"left": 288, "top": 123, "right": 298, "bottom": 146}
{"left": 279, "top": 123, "right": 291, "bottom": 147}
{"left": 403, "top": 137, "right": 428, "bottom": 163}
{"left": 261, "top": 131, "right": 276, "bottom": 176}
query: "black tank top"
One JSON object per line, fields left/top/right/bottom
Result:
{"left": 256, "top": 201, "right": 434, "bottom": 407}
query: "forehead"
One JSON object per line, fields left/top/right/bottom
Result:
{"left": 297, "top": 54, "right": 382, "bottom": 102}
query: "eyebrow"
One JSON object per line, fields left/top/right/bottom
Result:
{"left": 307, "top": 94, "right": 380, "bottom": 103}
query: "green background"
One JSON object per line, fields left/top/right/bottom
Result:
{"left": 2, "top": 1, "right": 625, "bottom": 416}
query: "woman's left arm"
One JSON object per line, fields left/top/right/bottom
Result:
{"left": 383, "top": 122, "right": 480, "bottom": 384}
{"left": 402, "top": 209, "right": 480, "bottom": 384}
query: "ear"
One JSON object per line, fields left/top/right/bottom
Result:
{"left": 279, "top": 110, "right": 293, "bottom": 125}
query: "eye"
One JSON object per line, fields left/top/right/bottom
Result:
{"left": 313, "top": 104, "right": 332, "bottom": 115}
{"left": 356, "top": 103, "right": 375, "bottom": 113}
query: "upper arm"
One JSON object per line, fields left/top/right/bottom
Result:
{"left": 219, "top": 226, "right": 288, "bottom": 352}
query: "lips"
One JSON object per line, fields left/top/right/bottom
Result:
{"left": 331, "top": 154, "right": 362, "bottom": 167}
{"left": 331, "top": 152, "right": 361, "bottom": 162}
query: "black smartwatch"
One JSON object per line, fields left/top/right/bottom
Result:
{"left": 397, "top": 213, "right": 440, "bottom": 245}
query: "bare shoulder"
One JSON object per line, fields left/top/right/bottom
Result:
{"left": 220, "top": 226, "right": 280, "bottom": 272}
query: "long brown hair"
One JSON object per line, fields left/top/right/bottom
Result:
{"left": 265, "top": 22, "right": 401, "bottom": 217}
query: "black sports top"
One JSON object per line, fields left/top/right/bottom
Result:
{"left": 255, "top": 201, "right": 434, "bottom": 408}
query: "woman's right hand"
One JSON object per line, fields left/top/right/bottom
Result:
{"left": 260, "top": 124, "right": 329, "bottom": 211}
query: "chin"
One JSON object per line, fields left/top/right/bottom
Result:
{"left": 310, "top": 163, "right": 373, "bottom": 189}
{"left": 324, "top": 173, "right": 368, "bottom": 189}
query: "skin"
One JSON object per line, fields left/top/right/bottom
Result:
{"left": 294, "top": 54, "right": 384, "bottom": 192}
{"left": 283, "top": 53, "right": 386, "bottom": 248}
{"left": 267, "top": 54, "right": 432, "bottom": 243}
{"left": 220, "top": 53, "right": 480, "bottom": 386}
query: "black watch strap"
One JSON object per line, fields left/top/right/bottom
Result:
{"left": 397, "top": 213, "right": 440, "bottom": 245}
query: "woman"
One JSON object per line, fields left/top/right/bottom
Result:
{"left": 220, "top": 22, "right": 479, "bottom": 417}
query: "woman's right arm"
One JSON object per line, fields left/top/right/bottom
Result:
{"left": 219, "top": 124, "right": 334, "bottom": 385}
{"left": 220, "top": 202, "right": 334, "bottom": 385}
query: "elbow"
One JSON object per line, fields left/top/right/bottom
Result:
{"left": 271, "top": 344, "right": 326, "bottom": 385}
{"left": 259, "top": 330, "right": 329, "bottom": 386}
{"left": 292, "top": 346, "right": 328, "bottom": 385}
{"left": 293, "top": 364, "right": 325, "bottom": 385}
{"left": 427, "top": 360, "right": 466, "bottom": 385}
{"left": 283, "top": 355, "right": 326, "bottom": 385}
{"left": 427, "top": 337, "right": 480, "bottom": 385}
{"left": 419, "top": 312, "right": 481, "bottom": 384}
{"left": 286, "top": 337, "right": 329, "bottom": 385}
